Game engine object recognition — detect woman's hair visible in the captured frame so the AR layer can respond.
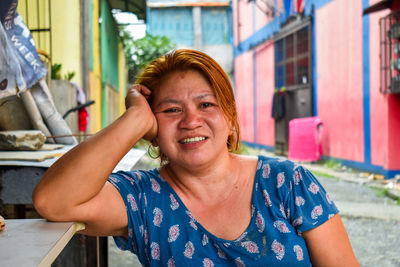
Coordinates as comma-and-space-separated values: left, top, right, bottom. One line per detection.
135, 49, 241, 162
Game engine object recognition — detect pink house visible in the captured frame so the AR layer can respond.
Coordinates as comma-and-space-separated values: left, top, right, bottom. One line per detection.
233, 0, 400, 179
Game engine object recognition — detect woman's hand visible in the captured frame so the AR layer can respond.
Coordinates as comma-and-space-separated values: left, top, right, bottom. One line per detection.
125, 84, 158, 141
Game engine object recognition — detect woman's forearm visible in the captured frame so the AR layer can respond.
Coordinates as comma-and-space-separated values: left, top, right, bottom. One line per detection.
32, 107, 153, 220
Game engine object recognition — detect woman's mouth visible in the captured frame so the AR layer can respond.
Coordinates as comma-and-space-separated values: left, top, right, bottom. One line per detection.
179, 136, 207, 144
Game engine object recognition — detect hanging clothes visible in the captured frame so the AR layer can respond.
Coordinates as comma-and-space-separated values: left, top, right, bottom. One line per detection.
272, 90, 286, 121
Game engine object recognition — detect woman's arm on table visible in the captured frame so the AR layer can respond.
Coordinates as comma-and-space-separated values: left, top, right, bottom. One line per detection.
302, 213, 359, 266
33, 86, 157, 236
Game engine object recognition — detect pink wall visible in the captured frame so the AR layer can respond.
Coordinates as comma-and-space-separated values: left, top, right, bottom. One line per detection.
255, 2, 275, 33
316, 0, 364, 162
233, 0, 255, 46
232, 0, 400, 175
235, 51, 255, 142
255, 41, 275, 147
388, 95, 400, 169
369, 9, 389, 168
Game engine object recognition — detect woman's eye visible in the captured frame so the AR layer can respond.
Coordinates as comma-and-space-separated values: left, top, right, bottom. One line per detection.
200, 102, 214, 108
163, 108, 181, 113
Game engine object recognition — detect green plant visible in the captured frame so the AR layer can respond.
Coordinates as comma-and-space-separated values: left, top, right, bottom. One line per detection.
120, 31, 176, 83
322, 159, 342, 169
51, 63, 75, 81
51, 63, 62, 80
63, 71, 75, 81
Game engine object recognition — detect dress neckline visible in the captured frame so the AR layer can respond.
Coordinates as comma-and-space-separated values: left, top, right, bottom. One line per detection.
153, 155, 261, 243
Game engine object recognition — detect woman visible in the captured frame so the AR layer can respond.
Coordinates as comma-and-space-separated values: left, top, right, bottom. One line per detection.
33, 49, 359, 266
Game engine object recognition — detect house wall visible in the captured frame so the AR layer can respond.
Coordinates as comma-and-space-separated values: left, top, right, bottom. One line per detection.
255, 41, 275, 147
89, 0, 103, 133
235, 50, 255, 142
233, 0, 400, 178
99, 0, 123, 127
147, 2, 233, 76
369, 7, 389, 169
18, 0, 82, 86
316, 0, 364, 162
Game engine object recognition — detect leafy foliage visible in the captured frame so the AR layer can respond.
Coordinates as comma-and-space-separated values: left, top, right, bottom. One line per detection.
120, 30, 176, 84
51, 63, 75, 81
51, 63, 62, 80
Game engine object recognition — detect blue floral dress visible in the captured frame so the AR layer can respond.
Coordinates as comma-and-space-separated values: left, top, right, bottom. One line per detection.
108, 155, 338, 266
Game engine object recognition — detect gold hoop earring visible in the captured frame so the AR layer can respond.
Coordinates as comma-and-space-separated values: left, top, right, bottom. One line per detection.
147, 144, 160, 159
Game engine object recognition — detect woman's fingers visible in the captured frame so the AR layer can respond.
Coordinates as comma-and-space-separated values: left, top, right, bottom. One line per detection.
128, 84, 151, 98
125, 84, 152, 110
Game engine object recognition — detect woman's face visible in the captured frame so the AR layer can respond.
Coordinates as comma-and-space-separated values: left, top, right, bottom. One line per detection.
151, 70, 231, 168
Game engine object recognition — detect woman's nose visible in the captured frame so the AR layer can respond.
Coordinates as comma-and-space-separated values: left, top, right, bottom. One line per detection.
178, 107, 203, 129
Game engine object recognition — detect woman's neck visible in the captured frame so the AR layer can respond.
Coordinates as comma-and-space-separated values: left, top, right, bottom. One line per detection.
162, 153, 248, 205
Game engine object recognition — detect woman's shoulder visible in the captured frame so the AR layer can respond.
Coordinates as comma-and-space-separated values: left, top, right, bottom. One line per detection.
256, 155, 300, 174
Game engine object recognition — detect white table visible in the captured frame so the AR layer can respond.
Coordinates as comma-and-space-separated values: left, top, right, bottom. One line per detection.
0, 219, 85, 267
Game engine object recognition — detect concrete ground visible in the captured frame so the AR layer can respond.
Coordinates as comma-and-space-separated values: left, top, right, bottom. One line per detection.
108, 147, 400, 267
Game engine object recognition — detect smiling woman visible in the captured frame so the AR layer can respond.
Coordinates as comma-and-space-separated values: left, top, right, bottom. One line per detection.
33, 49, 359, 267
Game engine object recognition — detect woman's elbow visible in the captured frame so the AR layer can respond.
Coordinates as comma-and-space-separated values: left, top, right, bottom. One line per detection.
32, 187, 61, 221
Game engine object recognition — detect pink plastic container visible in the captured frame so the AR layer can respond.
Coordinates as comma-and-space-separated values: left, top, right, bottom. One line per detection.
288, 117, 323, 162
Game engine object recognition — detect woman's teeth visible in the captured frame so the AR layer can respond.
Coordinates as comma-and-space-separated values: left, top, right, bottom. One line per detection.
180, 137, 206, 144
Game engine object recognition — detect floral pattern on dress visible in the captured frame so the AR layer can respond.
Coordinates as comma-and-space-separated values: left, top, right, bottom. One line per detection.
308, 182, 320, 194
295, 196, 306, 206
184, 241, 195, 259
167, 257, 175, 267
256, 211, 265, 233
170, 193, 179, 210
311, 205, 323, 219
202, 234, 209, 246
150, 242, 160, 260
271, 240, 285, 260
203, 258, 214, 267
293, 169, 302, 185
293, 217, 303, 228
214, 244, 227, 259
168, 224, 180, 243
153, 207, 163, 227
293, 245, 304, 261
280, 203, 287, 219
241, 241, 259, 253
262, 164, 271, 178
263, 189, 272, 207
277, 172, 285, 188
150, 178, 161, 193
127, 194, 138, 211
326, 193, 333, 204
274, 220, 291, 233
235, 257, 246, 267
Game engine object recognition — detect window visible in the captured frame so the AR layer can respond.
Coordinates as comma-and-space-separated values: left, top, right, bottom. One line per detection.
201, 7, 229, 45
380, 11, 400, 94
274, 25, 310, 90
150, 8, 194, 46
